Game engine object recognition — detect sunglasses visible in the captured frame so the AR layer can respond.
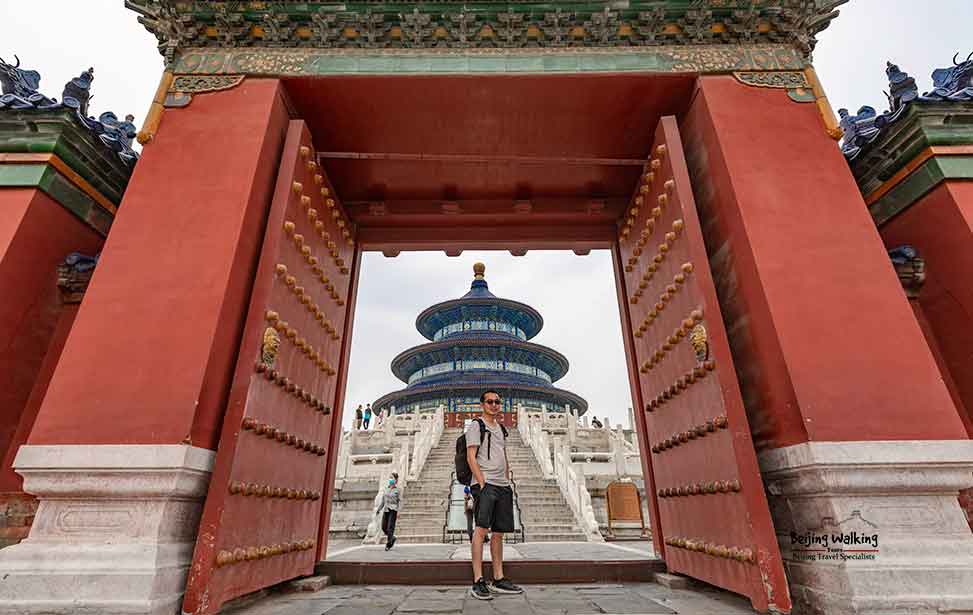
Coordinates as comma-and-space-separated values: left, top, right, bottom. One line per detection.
483, 399, 502, 405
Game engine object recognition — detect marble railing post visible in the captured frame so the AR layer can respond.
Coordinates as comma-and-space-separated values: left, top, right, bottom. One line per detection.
334, 430, 350, 484
567, 406, 577, 444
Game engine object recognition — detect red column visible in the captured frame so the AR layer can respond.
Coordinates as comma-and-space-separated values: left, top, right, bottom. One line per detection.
879, 181, 973, 435
880, 181, 973, 530
0, 189, 101, 546
678, 75, 973, 614
27, 79, 291, 450
679, 76, 967, 449
0, 79, 294, 614
0, 190, 102, 486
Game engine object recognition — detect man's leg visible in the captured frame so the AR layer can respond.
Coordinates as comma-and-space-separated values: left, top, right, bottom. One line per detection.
471, 526, 489, 581
488, 487, 523, 593
490, 532, 504, 580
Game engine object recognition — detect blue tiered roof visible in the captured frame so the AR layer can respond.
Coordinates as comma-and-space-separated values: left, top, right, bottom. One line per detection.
373, 263, 588, 415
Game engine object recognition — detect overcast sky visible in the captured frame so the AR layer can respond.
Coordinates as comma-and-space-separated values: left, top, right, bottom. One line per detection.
2, 1, 969, 429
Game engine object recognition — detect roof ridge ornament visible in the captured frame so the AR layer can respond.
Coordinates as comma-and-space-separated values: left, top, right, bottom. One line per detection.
0, 55, 139, 166
840, 52, 973, 160
473, 262, 486, 280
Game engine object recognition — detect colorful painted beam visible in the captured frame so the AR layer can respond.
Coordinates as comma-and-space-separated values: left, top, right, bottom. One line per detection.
127, 0, 846, 65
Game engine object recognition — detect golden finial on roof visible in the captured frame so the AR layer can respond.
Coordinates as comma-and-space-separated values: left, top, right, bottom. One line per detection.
473, 262, 486, 280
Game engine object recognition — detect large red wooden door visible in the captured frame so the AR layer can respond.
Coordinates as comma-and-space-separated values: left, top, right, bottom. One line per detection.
182, 120, 358, 614
615, 116, 790, 612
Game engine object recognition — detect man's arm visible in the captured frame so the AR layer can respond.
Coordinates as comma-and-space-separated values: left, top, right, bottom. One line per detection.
467, 446, 485, 489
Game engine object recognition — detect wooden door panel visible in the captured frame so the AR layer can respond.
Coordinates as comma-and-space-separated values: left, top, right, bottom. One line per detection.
616, 116, 790, 613
182, 121, 358, 614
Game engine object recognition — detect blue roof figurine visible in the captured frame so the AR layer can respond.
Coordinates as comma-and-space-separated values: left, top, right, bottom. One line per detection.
922, 52, 973, 101
0, 55, 138, 166
840, 53, 973, 160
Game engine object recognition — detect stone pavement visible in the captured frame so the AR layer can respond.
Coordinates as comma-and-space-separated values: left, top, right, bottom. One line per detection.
223, 582, 758, 614
326, 540, 656, 562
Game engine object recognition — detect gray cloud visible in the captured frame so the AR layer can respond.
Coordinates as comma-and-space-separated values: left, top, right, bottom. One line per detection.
3, 0, 968, 431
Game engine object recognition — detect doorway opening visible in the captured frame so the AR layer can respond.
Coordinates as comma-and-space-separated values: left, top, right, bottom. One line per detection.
329, 250, 648, 565
182, 72, 790, 614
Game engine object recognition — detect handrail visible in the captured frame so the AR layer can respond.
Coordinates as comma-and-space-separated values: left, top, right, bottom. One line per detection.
552, 436, 603, 542
333, 429, 351, 483
363, 437, 410, 544
409, 404, 445, 480
517, 404, 554, 479
442, 470, 458, 543
508, 469, 526, 543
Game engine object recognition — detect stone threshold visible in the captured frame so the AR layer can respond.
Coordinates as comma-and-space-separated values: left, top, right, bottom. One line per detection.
316, 558, 664, 585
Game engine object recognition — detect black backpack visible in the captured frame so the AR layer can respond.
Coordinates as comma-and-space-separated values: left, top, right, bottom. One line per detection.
455, 418, 508, 485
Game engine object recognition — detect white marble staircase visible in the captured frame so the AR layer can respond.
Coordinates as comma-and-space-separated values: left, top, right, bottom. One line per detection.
390, 426, 586, 544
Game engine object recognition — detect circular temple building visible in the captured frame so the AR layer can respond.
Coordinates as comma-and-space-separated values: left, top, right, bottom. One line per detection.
373, 263, 588, 426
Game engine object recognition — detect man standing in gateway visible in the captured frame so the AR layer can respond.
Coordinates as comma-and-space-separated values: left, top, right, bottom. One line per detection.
465, 390, 524, 600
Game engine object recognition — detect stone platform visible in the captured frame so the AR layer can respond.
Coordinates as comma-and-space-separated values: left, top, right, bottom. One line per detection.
318, 540, 661, 586
326, 540, 654, 562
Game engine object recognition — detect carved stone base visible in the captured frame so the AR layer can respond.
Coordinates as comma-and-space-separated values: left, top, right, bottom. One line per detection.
0, 445, 214, 615
759, 440, 973, 615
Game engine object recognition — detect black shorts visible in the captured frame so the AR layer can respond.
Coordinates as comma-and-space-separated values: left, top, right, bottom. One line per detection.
470, 483, 514, 533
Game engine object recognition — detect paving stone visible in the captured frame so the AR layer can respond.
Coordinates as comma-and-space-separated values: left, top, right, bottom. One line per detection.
527, 599, 599, 615
325, 607, 396, 615
397, 601, 464, 613
284, 575, 332, 593
221, 582, 758, 614
589, 594, 676, 614
405, 589, 468, 601
473, 594, 532, 614
651, 572, 694, 590
575, 584, 626, 593
328, 544, 457, 561
512, 542, 656, 562
224, 598, 340, 615
397, 587, 468, 612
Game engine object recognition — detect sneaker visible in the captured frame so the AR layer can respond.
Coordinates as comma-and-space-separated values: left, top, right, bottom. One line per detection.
491, 578, 523, 594
385, 537, 396, 550
470, 578, 492, 600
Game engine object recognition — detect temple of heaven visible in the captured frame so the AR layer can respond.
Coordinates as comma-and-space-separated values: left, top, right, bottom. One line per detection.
373, 263, 588, 427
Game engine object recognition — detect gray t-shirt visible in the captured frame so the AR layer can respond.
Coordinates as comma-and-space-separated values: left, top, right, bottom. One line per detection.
465, 419, 509, 487
379, 486, 400, 512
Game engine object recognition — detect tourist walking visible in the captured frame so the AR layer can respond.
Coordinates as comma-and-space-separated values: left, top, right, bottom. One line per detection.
363, 404, 372, 430
376, 472, 400, 550
462, 390, 523, 599
354, 405, 363, 430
